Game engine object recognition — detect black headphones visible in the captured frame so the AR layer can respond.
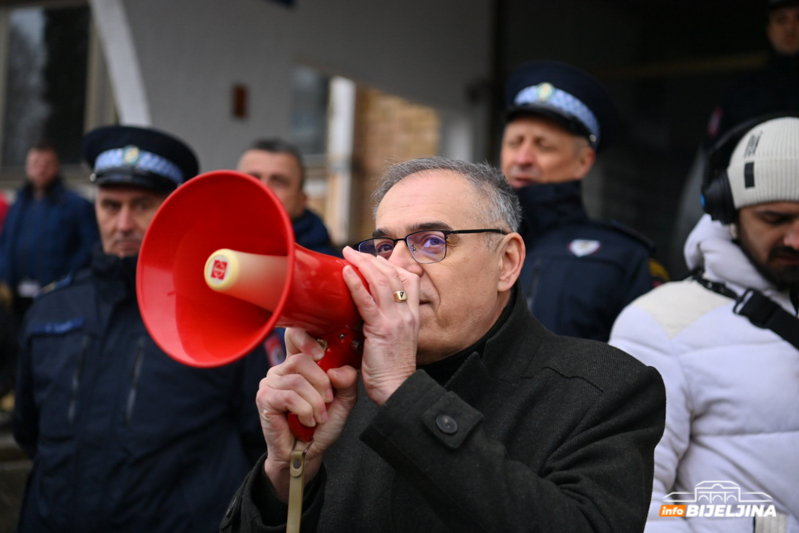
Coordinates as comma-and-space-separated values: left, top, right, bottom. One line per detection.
702, 112, 799, 224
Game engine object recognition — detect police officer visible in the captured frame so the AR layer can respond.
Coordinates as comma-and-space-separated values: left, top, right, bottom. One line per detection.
14, 126, 268, 533
501, 60, 664, 341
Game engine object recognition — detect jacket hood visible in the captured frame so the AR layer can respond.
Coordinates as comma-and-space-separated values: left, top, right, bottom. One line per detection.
684, 214, 793, 311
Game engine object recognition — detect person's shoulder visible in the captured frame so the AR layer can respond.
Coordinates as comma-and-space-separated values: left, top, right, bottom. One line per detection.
587, 219, 654, 252
532, 330, 659, 392
61, 186, 92, 207
35, 269, 92, 301
24, 270, 94, 331
620, 277, 731, 332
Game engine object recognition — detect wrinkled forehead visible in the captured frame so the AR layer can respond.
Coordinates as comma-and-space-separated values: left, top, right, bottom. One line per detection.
375, 170, 487, 234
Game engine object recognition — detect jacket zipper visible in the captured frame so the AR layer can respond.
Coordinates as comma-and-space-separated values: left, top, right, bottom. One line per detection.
125, 337, 146, 426
68, 335, 90, 425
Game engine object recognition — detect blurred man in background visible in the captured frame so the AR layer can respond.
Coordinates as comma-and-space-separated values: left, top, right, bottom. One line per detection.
238, 138, 339, 365
14, 126, 268, 533
238, 138, 337, 256
674, 0, 799, 267
0, 141, 98, 319
500, 60, 664, 342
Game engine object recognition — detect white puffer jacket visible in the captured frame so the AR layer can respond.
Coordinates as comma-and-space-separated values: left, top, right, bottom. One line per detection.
610, 215, 799, 533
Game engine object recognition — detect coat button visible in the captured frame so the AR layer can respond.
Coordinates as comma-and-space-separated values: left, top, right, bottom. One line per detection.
436, 414, 458, 434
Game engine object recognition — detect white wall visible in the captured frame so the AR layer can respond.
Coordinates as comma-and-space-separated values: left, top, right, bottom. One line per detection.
92, 0, 494, 172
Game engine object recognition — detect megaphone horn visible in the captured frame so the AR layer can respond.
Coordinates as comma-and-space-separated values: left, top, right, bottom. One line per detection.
137, 170, 365, 441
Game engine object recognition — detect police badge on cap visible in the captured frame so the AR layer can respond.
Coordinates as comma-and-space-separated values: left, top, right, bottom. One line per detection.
82, 125, 199, 193
505, 60, 618, 151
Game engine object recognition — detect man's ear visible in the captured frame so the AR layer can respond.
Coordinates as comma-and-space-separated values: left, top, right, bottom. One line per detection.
571, 145, 596, 181
497, 233, 525, 292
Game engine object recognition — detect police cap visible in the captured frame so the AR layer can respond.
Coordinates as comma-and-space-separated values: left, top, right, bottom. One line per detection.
505, 60, 618, 151
82, 125, 199, 193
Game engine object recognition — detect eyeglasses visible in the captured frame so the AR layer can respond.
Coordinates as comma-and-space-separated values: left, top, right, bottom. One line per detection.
356, 229, 507, 264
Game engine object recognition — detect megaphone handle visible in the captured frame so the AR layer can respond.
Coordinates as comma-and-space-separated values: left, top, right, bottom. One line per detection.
287, 328, 365, 442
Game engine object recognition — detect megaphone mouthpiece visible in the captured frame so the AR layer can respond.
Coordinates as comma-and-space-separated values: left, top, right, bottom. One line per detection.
205, 248, 287, 312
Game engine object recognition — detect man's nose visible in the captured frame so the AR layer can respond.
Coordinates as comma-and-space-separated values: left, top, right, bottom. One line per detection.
784, 221, 799, 249
116, 206, 136, 232
514, 143, 536, 166
388, 240, 424, 274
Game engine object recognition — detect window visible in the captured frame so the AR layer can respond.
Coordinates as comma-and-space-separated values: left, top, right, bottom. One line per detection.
0, 2, 114, 187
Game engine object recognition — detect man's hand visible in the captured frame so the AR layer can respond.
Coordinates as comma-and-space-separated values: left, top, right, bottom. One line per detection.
342, 246, 420, 406
258, 329, 358, 502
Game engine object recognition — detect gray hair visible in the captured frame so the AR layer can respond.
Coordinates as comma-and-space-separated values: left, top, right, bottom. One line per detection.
372, 157, 521, 231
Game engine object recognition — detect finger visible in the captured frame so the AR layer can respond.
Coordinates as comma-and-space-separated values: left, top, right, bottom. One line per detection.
310, 366, 359, 452
285, 327, 326, 361
343, 263, 380, 318
342, 247, 404, 309
264, 373, 329, 427
373, 256, 420, 308
328, 366, 359, 403
269, 353, 334, 405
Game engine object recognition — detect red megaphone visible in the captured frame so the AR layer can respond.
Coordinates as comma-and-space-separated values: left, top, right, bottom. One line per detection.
137, 170, 364, 441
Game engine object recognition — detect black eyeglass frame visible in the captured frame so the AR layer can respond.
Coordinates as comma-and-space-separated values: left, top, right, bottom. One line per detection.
356, 228, 508, 264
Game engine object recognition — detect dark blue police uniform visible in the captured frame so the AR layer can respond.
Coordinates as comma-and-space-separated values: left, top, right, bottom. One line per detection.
516, 181, 655, 341
13, 126, 268, 533
505, 61, 661, 341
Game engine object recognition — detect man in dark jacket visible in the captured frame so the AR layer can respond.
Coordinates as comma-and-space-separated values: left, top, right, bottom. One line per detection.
237, 138, 337, 256
0, 141, 99, 319
221, 157, 666, 533
14, 126, 269, 533
501, 61, 663, 342
238, 138, 339, 366
707, 0, 799, 143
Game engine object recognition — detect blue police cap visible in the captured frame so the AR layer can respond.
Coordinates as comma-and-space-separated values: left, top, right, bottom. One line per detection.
505, 60, 618, 151
82, 125, 199, 193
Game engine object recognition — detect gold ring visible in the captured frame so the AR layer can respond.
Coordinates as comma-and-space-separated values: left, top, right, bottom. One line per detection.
393, 290, 408, 302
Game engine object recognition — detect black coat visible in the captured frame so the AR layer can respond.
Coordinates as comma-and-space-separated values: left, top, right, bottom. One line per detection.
14, 248, 269, 533
708, 51, 799, 143
220, 286, 666, 533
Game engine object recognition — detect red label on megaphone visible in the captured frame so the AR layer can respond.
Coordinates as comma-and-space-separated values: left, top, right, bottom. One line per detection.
211, 260, 228, 280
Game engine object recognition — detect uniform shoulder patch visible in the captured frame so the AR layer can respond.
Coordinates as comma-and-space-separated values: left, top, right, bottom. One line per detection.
649, 258, 670, 286
38, 273, 74, 296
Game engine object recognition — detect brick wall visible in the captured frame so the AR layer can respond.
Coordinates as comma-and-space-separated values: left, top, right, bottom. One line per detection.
350, 87, 440, 244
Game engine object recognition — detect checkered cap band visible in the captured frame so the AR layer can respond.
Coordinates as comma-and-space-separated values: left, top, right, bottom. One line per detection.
95, 148, 184, 184
514, 83, 601, 145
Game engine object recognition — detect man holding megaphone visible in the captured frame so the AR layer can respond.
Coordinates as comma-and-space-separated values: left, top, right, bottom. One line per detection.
221, 158, 667, 533
13, 126, 269, 533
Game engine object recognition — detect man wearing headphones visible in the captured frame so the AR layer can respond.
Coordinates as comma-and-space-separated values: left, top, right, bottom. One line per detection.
609, 115, 799, 532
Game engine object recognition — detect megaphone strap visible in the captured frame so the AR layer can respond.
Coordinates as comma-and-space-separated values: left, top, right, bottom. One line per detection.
287, 438, 313, 533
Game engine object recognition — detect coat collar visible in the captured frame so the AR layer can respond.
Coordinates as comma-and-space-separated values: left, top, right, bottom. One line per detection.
515, 181, 588, 241
19, 177, 65, 202
441, 283, 547, 400
91, 244, 138, 300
